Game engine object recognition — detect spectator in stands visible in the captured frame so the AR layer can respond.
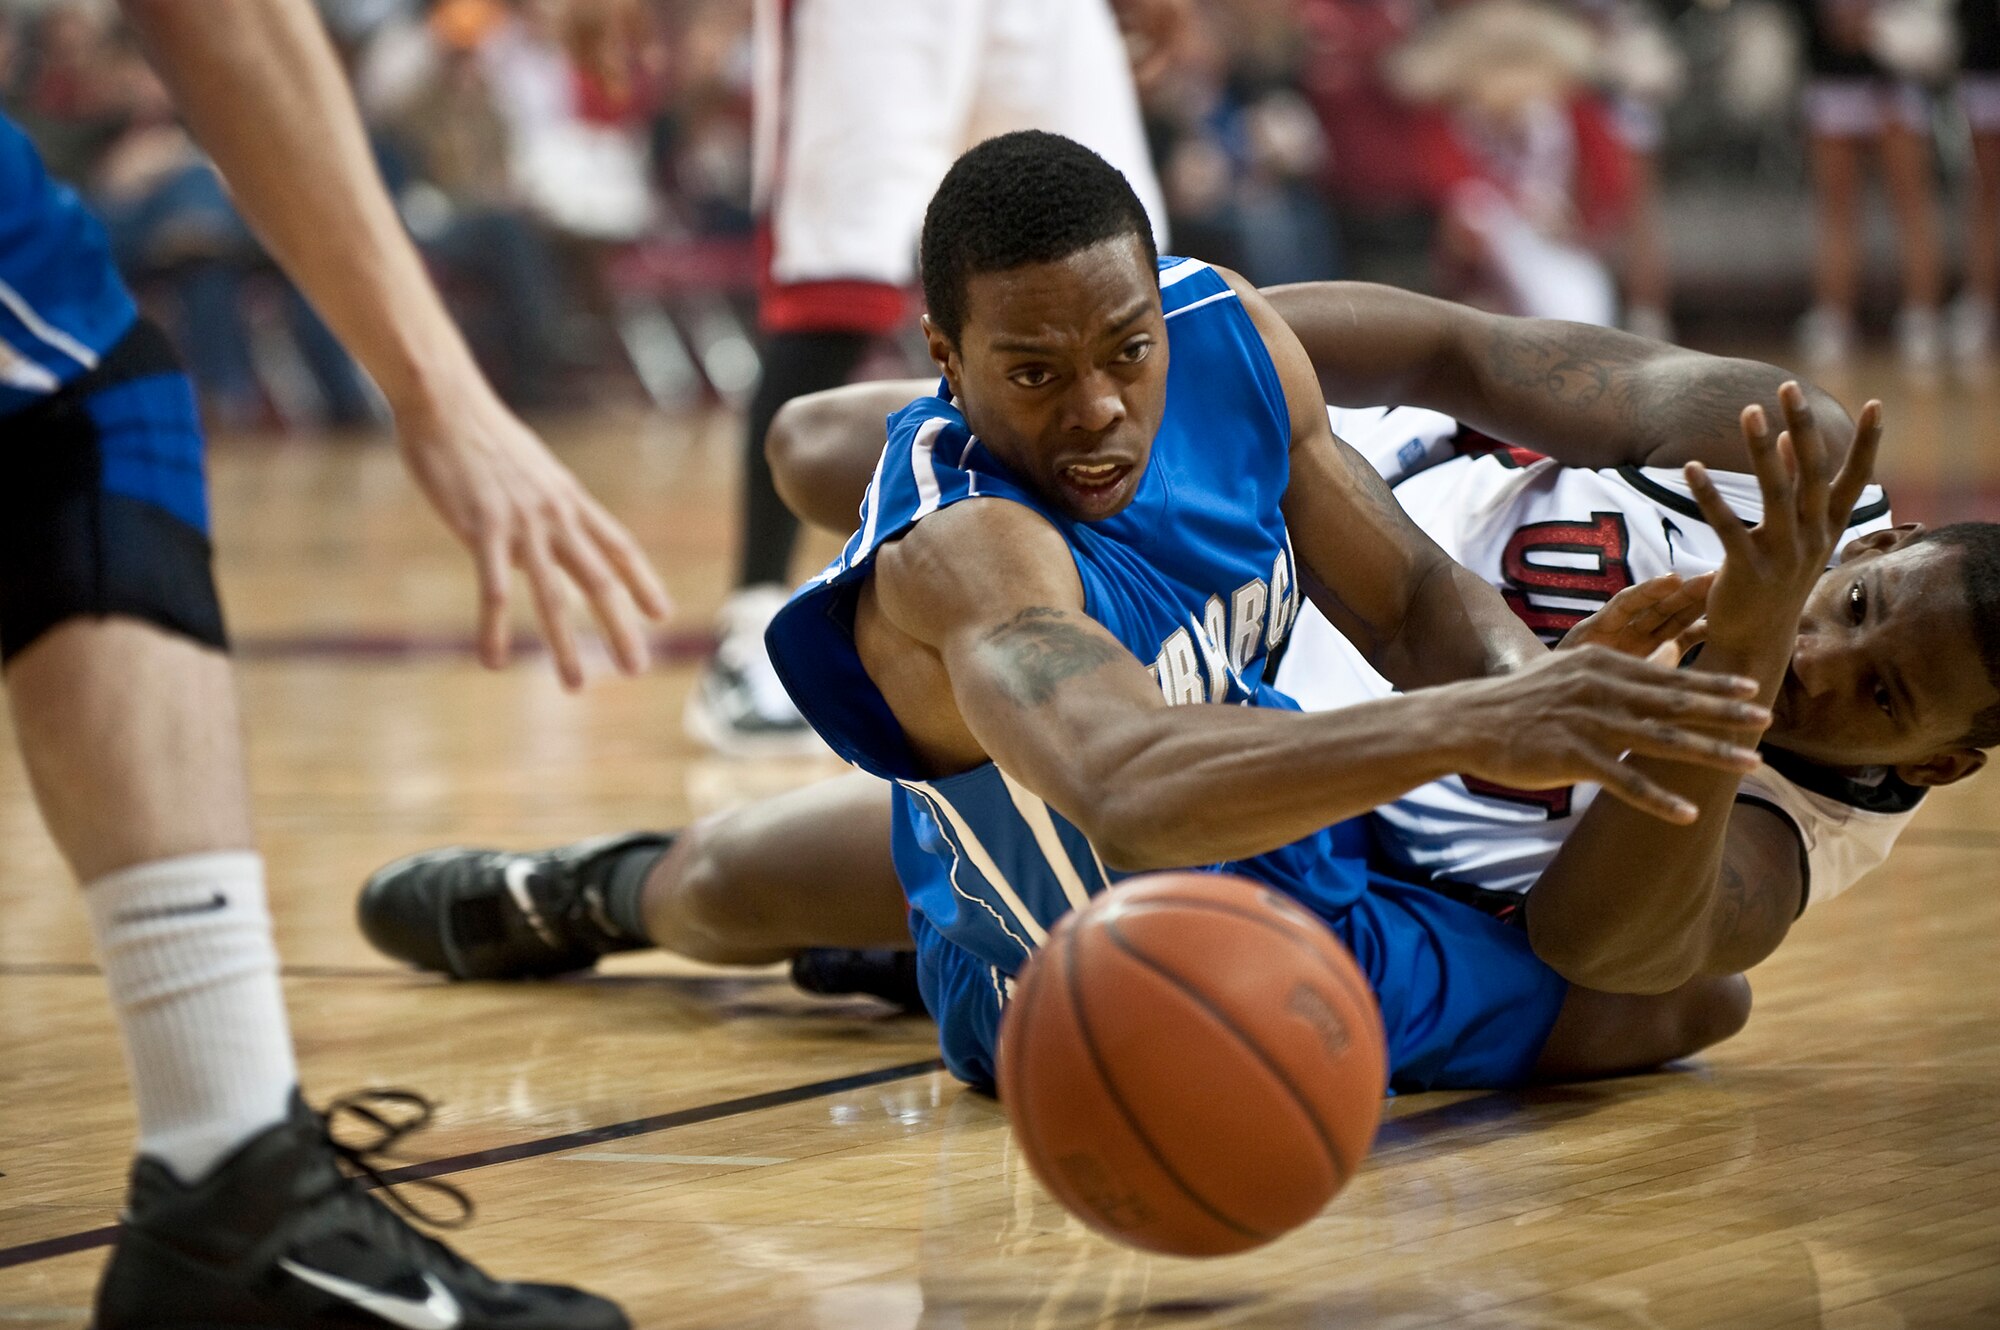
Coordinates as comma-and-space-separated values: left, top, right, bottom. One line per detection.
22, 7, 370, 427
1586, 0, 1687, 342
1393, 0, 1633, 326
371, 0, 572, 407
1790, 0, 1950, 369
1151, 2, 1341, 286
1955, 0, 2000, 365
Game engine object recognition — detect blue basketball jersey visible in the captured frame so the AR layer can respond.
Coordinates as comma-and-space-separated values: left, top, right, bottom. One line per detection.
767, 257, 1371, 986
0, 114, 139, 415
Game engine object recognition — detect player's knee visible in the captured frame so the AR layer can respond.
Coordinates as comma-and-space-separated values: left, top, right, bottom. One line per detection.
654, 814, 768, 962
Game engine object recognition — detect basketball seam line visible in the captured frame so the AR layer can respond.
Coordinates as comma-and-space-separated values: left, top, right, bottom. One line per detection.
1102, 920, 1352, 1194
1111, 895, 1384, 1040
1062, 924, 1271, 1243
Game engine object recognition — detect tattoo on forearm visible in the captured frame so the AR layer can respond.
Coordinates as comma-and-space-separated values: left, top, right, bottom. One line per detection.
1486, 323, 1623, 410
1485, 324, 1791, 454
984, 607, 1124, 707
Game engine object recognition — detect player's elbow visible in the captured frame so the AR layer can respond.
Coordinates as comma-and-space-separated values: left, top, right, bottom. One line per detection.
1077, 786, 1193, 875
767, 398, 861, 534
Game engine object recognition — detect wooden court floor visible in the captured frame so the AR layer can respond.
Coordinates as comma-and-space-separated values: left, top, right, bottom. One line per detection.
1, 357, 1997, 1327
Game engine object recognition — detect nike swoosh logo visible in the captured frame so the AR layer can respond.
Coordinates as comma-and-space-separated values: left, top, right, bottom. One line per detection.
502, 858, 560, 949
111, 892, 228, 925
278, 1260, 462, 1329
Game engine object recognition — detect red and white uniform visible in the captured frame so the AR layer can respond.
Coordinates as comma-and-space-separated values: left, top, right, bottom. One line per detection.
750, 0, 1168, 336
1277, 405, 1912, 912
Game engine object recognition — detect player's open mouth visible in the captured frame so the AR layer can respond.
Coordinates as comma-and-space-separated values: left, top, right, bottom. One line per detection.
1057, 461, 1133, 514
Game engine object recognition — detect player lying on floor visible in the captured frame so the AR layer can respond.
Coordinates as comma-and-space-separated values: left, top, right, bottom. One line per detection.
363, 134, 1949, 1092
363, 272, 1987, 1069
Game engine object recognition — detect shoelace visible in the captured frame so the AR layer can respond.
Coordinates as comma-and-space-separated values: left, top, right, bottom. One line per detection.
321, 1090, 475, 1230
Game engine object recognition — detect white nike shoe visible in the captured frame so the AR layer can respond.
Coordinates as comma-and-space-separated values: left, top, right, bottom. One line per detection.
684, 583, 826, 757
92, 1090, 627, 1329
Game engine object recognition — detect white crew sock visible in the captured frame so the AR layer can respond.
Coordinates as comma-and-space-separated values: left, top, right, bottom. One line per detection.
84, 851, 299, 1183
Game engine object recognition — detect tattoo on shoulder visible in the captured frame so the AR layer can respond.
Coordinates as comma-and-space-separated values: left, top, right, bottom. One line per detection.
983, 607, 1124, 707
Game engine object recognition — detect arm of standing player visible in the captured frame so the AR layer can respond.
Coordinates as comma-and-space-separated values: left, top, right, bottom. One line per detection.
1227, 272, 1543, 688
1526, 388, 1884, 992
1264, 281, 1856, 473
865, 500, 1770, 871
117, 0, 671, 690
767, 380, 934, 533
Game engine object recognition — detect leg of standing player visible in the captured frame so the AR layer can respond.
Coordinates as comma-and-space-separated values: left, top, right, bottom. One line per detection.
691, 0, 1168, 754
1, 324, 623, 1326
689, 0, 980, 754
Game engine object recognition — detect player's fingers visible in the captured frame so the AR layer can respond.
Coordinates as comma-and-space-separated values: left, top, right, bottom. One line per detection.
551, 520, 650, 677
1646, 573, 1713, 640
1684, 463, 1759, 561
1587, 647, 1759, 695
1613, 719, 1765, 772
520, 524, 584, 691
1586, 755, 1702, 825
1780, 382, 1828, 518
1739, 404, 1790, 522
578, 493, 673, 621
476, 528, 511, 671
1827, 399, 1884, 527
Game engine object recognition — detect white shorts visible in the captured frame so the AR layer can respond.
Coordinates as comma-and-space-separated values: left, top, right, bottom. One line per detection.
752, 0, 1168, 333
1803, 78, 1930, 139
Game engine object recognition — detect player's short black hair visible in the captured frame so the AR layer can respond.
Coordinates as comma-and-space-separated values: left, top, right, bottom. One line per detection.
1912, 522, 2000, 747
919, 130, 1157, 343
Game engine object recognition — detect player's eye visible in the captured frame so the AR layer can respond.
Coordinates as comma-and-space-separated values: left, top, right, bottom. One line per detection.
1873, 679, 1894, 720
1010, 367, 1054, 389
1116, 338, 1153, 365
1847, 579, 1866, 625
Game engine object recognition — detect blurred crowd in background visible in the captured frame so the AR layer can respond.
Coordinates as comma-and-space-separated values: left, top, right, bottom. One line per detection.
8, 0, 2000, 429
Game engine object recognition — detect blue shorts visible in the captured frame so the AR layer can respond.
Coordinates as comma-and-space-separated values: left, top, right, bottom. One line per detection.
914, 869, 1569, 1096
0, 318, 223, 662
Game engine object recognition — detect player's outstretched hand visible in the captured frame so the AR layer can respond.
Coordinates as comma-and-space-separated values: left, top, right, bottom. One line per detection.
397, 383, 672, 691
1558, 571, 1714, 661
1443, 645, 1770, 824
1685, 385, 1884, 651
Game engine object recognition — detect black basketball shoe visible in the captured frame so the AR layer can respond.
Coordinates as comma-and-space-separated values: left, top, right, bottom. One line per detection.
358, 834, 670, 980
790, 949, 927, 1015
93, 1090, 627, 1329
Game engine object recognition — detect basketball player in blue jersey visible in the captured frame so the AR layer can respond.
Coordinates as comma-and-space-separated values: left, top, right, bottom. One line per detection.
364, 161, 2000, 1084
1, 1, 661, 1324
367, 131, 1801, 1096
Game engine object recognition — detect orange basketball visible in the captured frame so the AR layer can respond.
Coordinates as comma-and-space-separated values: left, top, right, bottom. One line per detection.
997, 871, 1387, 1257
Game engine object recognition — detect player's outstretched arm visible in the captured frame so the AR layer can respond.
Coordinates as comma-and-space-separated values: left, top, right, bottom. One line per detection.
1265, 281, 1854, 474
1527, 389, 1884, 992
118, 0, 670, 689
1230, 273, 1542, 689
864, 501, 1770, 871
767, 380, 934, 534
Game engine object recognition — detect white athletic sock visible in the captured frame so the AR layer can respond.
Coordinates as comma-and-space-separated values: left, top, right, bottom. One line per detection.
84, 851, 299, 1183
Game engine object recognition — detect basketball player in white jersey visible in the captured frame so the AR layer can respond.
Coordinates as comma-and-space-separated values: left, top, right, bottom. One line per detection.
692, 0, 1184, 754
362, 282, 1989, 1069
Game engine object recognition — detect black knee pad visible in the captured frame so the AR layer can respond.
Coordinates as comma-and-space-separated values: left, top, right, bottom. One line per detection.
0, 319, 228, 664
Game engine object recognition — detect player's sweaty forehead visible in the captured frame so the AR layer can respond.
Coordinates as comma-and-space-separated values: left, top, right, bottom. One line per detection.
958, 236, 1162, 357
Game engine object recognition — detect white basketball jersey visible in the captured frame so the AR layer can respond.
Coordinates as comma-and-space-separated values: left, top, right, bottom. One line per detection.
1276, 405, 1913, 913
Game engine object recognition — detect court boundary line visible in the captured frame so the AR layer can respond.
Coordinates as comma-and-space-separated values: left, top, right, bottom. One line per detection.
0, 1057, 944, 1271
